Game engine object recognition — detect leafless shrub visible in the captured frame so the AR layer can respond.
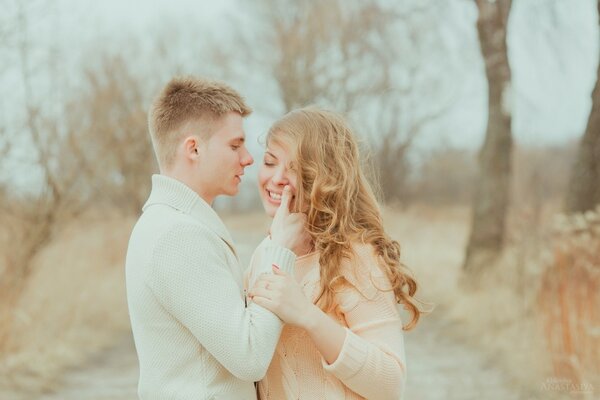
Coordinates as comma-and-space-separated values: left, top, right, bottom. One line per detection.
215, 0, 460, 204
64, 53, 157, 214
1, 18, 155, 353
412, 146, 477, 205
512, 142, 576, 211
538, 207, 600, 391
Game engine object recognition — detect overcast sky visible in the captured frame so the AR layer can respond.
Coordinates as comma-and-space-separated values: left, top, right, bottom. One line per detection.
1, 0, 598, 192
4, 0, 598, 143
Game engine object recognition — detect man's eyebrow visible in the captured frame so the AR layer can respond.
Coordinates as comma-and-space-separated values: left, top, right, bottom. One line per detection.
230, 136, 245, 143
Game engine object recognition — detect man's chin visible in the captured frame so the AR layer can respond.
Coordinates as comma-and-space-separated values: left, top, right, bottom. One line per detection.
220, 185, 240, 197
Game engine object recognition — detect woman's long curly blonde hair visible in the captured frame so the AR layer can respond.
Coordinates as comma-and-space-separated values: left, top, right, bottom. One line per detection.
267, 106, 424, 330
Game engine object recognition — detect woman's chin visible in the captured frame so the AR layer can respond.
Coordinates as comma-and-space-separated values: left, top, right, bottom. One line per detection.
261, 201, 277, 219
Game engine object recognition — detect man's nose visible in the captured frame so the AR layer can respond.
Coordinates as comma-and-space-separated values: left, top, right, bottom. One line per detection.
241, 149, 253, 166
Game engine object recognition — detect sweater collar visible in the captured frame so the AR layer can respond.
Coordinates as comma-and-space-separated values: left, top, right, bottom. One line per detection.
143, 174, 236, 256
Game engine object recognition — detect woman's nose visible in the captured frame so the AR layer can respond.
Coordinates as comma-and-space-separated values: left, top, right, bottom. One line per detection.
272, 168, 289, 185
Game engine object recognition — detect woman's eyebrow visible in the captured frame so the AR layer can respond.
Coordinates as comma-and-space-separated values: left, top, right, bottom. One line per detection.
265, 150, 278, 159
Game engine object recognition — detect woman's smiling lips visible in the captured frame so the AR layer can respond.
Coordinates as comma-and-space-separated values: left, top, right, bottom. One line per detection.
266, 189, 282, 204
265, 188, 295, 205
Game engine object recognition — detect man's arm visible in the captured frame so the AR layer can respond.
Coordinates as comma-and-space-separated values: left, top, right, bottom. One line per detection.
150, 223, 295, 381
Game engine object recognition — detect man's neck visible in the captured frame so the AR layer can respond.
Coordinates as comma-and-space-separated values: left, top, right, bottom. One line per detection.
161, 169, 215, 205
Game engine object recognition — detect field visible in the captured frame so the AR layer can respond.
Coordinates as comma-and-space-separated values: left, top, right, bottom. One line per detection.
0, 205, 596, 399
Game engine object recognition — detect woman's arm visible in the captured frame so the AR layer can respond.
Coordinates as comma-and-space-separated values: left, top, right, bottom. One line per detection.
250, 265, 347, 363
322, 287, 406, 400
250, 262, 406, 400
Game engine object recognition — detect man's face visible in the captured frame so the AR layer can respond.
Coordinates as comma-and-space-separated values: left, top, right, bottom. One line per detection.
197, 112, 254, 201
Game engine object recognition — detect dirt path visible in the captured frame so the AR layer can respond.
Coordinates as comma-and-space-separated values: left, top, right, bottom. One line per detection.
38, 334, 138, 400
39, 231, 524, 400
402, 317, 522, 399
38, 317, 523, 400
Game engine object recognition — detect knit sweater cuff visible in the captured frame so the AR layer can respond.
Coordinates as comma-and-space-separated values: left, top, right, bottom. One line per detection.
261, 245, 296, 275
322, 329, 368, 380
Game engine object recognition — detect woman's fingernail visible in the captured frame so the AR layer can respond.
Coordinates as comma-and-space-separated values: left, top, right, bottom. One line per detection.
272, 263, 280, 270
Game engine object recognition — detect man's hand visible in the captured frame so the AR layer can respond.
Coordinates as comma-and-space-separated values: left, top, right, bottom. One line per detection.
269, 185, 311, 256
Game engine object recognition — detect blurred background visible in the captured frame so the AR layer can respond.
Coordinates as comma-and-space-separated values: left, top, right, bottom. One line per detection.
0, 0, 599, 399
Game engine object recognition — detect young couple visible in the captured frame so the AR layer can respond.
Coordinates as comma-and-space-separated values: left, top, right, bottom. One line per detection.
125, 76, 422, 399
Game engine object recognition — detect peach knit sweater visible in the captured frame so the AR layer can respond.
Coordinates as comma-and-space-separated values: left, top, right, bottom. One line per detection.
246, 238, 407, 400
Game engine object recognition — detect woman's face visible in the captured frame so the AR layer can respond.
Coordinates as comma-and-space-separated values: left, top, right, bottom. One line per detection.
258, 141, 298, 218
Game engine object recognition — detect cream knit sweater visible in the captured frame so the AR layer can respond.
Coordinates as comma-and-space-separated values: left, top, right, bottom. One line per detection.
126, 175, 296, 400
246, 239, 407, 400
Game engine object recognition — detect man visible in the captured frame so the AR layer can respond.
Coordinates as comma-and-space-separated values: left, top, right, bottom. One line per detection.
125, 76, 306, 399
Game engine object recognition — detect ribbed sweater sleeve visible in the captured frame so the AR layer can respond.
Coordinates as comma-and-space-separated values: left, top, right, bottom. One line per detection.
150, 223, 295, 382
245, 237, 291, 290
322, 249, 407, 399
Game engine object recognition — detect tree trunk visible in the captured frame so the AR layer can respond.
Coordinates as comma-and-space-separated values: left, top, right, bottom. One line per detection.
463, 0, 513, 278
565, 0, 600, 214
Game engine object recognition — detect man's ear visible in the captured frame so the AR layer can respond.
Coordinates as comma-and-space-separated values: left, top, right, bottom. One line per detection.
182, 136, 201, 160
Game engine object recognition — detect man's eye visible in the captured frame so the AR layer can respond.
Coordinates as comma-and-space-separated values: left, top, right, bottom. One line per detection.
231, 145, 240, 150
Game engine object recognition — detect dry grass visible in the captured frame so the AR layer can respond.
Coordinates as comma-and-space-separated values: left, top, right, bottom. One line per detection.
382, 205, 469, 304
538, 207, 600, 394
0, 203, 597, 398
0, 210, 270, 397
0, 214, 135, 396
384, 203, 594, 397
440, 244, 551, 393
221, 212, 271, 235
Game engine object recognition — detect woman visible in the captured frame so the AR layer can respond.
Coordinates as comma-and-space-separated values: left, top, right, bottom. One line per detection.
246, 106, 423, 400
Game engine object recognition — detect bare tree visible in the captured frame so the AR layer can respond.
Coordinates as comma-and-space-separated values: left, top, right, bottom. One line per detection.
66, 53, 157, 214
0, 3, 159, 354
232, 0, 403, 114
0, 0, 70, 348
0, 9, 157, 352
217, 0, 457, 203
565, 0, 600, 213
463, 0, 514, 279
414, 145, 477, 205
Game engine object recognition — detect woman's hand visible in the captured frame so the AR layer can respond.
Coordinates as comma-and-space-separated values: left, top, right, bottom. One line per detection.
249, 265, 317, 328
251, 265, 347, 365
269, 185, 311, 256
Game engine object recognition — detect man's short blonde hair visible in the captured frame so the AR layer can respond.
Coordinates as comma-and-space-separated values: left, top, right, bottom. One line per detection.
148, 76, 252, 168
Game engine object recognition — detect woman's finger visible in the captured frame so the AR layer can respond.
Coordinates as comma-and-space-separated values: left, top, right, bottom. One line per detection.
255, 274, 283, 287
248, 286, 272, 300
251, 295, 277, 312
272, 265, 287, 276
